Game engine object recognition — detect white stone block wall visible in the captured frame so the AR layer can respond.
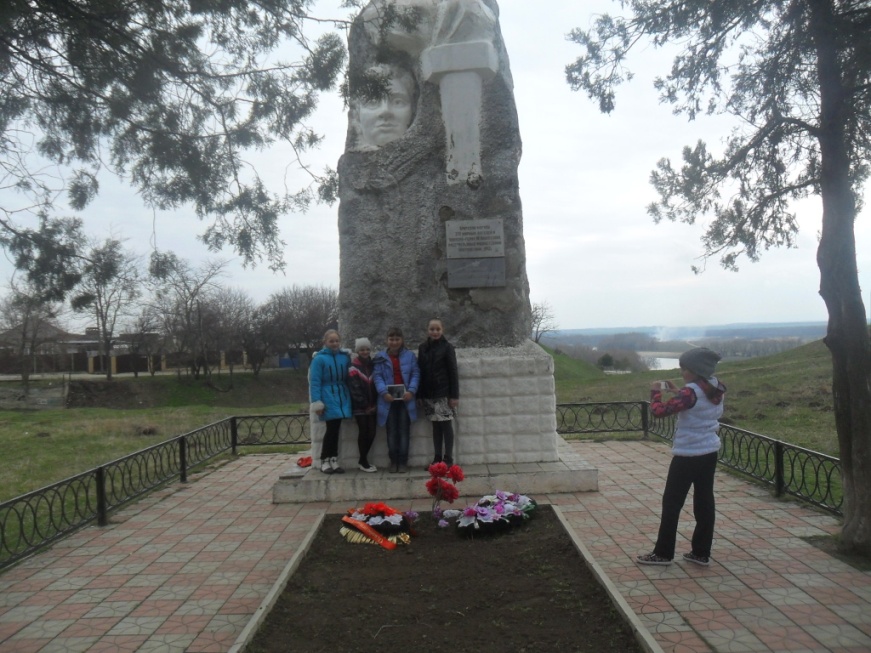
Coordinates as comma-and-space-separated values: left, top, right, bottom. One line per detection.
310, 340, 559, 469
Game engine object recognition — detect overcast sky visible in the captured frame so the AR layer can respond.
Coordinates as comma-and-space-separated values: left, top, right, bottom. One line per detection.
5, 1, 868, 331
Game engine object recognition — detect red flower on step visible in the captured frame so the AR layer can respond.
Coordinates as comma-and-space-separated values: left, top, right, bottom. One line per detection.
447, 464, 464, 482
426, 462, 464, 515
440, 481, 459, 503
428, 461, 449, 477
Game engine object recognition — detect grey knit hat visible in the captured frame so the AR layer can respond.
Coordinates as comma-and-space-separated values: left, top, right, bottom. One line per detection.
679, 347, 721, 379
354, 337, 372, 352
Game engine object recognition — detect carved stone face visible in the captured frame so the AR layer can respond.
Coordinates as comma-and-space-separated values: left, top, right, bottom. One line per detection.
358, 76, 414, 147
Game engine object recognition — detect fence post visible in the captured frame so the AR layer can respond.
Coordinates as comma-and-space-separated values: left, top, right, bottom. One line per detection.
641, 402, 650, 440
179, 436, 188, 483
774, 440, 784, 497
95, 466, 108, 527
231, 417, 238, 455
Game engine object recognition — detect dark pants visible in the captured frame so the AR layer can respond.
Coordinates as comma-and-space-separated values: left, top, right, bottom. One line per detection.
431, 420, 455, 465
386, 401, 410, 465
319, 419, 341, 461
355, 414, 377, 465
653, 452, 718, 559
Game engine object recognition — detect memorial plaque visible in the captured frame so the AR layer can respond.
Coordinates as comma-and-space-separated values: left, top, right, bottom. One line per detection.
447, 258, 506, 288
446, 219, 505, 259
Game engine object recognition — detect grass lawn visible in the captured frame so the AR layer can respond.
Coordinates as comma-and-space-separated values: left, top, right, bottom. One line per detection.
0, 370, 309, 502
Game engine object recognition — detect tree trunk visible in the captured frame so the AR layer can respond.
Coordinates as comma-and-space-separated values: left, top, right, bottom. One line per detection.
99, 312, 113, 381
19, 354, 30, 393
811, 0, 871, 556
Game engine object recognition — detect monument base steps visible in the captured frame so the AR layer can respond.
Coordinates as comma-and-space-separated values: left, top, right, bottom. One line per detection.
272, 438, 597, 503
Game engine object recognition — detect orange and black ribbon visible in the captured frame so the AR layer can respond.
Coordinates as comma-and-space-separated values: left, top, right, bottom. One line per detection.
341, 516, 397, 550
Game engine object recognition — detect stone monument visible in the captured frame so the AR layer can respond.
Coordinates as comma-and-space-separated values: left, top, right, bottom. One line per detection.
274, 0, 597, 502
338, 0, 530, 346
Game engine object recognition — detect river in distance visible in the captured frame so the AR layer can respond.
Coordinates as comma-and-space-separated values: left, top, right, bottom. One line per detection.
645, 356, 681, 371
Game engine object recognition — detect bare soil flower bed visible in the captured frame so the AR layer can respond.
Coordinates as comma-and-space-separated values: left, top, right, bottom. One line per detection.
246, 505, 643, 653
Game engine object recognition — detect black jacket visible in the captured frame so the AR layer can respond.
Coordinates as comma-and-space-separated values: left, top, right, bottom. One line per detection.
417, 337, 459, 400
348, 355, 377, 414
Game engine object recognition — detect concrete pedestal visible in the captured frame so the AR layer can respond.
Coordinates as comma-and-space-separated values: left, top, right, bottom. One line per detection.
273, 341, 596, 503
311, 340, 560, 468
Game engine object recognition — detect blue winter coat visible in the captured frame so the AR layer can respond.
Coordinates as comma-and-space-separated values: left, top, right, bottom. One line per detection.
373, 348, 420, 426
309, 347, 353, 421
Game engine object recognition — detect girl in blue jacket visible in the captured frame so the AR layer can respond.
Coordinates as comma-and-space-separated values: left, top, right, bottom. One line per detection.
373, 327, 420, 473
309, 329, 353, 474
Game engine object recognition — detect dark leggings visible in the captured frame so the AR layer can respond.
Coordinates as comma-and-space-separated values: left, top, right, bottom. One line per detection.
653, 452, 718, 559
355, 414, 377, 465
432, 420, 455, 464
319, 419, 341, 460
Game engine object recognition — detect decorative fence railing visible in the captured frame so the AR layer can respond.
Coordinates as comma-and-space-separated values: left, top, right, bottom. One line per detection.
0, 415, 309, 571
1, 404, 842, 571
558, 402, 843, 516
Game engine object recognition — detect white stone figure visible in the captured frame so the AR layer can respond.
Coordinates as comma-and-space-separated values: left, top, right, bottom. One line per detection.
359, 0, 439, 56
422, 0, 498, 186
358, 0, 499, 184
429, 0, 497, 46
353, 64, 417, 150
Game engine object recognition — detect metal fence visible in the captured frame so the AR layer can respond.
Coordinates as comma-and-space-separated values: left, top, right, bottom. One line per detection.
556, 401, 646, 434
0, 415, 308, 571
559, 402, 843, 515
0, 404, 843, 571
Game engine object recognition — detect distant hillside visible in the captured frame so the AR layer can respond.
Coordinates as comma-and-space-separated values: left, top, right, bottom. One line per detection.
549, 338, 837, 456
547, 321, 827, 344
539, 345, 604, 385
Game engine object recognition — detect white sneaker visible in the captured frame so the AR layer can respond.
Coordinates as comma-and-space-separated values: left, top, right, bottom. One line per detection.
358, 462, 377, 473
320, 459, 333, 474
329, 457, 345, 474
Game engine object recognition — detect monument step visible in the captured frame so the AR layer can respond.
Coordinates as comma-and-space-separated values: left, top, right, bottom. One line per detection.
272, 440, 598, 504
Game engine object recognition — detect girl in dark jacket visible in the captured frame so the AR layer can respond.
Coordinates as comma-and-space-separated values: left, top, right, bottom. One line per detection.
417, 318, 460, 467
347, 337, 378, 473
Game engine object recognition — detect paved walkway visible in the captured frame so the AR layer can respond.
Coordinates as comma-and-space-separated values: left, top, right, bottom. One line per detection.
0, 440, 869, 653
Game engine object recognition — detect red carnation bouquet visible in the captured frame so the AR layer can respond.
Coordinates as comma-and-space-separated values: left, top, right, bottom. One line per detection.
426, 461, 464, 519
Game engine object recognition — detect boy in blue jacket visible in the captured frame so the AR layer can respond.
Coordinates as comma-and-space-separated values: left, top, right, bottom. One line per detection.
373, 327, 420, 473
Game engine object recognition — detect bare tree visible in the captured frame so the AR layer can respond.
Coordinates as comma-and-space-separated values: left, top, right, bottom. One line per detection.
122, 308, 163, 378
204, 287, 255, 382
0, 281, 65, 389
266, 285, 339, 352
240, 302, 280, 377
531, 301, 558, 344
71, 239, 141, 380
147, 252, 227, 379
